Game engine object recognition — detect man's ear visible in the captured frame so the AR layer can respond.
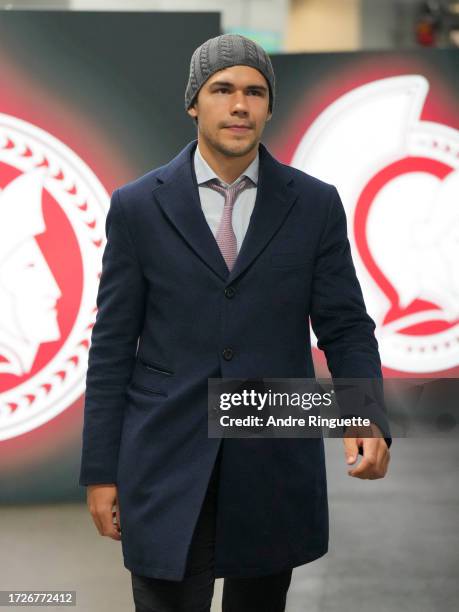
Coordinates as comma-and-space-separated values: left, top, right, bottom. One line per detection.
187, 103, 198, 120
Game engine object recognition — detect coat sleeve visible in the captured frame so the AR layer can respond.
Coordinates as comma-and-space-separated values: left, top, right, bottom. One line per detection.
79, 188, 146, 485
309, 185, 392, 451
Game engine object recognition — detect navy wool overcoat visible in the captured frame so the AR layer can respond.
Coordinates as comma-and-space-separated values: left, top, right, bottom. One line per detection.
79, 139, 391, 580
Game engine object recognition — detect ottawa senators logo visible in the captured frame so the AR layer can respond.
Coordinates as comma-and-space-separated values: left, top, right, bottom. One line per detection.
0, 113, 109, 440
292, 76, 459, 373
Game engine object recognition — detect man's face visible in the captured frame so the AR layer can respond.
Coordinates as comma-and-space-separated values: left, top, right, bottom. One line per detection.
187, 65, 272, 158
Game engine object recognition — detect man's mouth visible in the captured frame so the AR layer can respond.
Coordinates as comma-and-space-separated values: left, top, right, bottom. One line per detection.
224, 125, 252, 133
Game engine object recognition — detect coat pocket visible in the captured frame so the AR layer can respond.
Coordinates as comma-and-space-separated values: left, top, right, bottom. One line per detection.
129, 359, 173, 396
138, 359, 173, 376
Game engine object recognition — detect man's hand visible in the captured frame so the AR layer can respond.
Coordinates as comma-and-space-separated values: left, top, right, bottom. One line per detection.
87, 484, 122, 541
343, 423, 390, 479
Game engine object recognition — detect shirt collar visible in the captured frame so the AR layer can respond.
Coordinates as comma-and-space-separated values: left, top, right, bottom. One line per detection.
194, 142, 259, 188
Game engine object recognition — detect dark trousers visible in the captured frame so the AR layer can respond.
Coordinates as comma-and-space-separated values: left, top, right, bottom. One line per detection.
131, 445, 292, 611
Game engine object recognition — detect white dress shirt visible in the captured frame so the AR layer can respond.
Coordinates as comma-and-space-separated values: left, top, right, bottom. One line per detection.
193, 143, 259, 253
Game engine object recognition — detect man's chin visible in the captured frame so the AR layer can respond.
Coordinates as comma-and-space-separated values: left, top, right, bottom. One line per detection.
216, 136, 258, 157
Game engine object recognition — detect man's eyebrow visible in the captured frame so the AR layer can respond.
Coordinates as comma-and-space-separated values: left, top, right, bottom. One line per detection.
209, 80, 268, 92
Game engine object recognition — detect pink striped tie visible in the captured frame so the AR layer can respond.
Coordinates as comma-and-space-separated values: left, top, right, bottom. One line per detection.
206, 176, 252, 271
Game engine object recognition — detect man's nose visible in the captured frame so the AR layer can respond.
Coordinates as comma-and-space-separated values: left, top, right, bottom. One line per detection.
231, 91, 249, 113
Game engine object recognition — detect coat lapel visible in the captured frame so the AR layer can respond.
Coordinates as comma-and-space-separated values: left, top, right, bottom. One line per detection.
227, 143, 299, 285
152, 140, 230, 281
152, 139, 299, 284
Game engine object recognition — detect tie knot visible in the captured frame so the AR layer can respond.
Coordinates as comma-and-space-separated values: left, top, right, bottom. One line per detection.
206, 175, 252, 198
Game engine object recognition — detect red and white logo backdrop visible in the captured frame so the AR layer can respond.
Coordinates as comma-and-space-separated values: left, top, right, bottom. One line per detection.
0, 113, 109, 441
290, 75, 459, 377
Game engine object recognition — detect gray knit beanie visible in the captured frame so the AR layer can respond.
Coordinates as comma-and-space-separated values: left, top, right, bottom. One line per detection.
185, 34, 275, 114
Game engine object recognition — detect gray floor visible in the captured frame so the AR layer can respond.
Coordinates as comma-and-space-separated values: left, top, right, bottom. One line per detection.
1, 438, 458, 611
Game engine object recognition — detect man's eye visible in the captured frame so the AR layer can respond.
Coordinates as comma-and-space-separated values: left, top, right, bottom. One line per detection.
216, 88, 229, 93
248, 90, 261, 96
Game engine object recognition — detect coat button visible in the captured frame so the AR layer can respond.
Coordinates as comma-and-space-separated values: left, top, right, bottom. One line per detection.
224, 286, 236, 299
222, 348, 234, 361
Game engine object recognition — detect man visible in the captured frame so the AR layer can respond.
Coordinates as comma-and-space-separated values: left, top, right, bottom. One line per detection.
80, 34, 391, 611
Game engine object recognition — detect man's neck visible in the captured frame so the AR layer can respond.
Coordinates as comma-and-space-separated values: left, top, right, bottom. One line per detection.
197, 137, 258, 184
